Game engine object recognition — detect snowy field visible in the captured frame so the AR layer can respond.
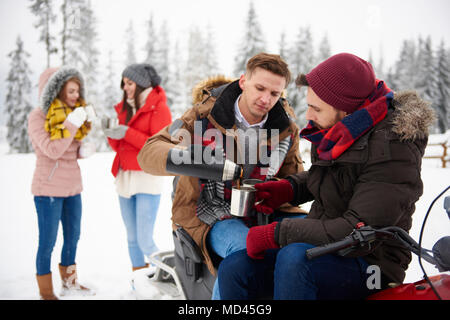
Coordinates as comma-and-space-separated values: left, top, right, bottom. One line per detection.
0, 142, 449, 300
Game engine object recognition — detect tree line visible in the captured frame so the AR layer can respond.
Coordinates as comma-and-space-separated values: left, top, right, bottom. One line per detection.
4, 0, 450, 153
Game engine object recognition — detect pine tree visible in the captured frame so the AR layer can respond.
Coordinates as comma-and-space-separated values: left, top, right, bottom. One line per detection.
29, 0, 57, 68
98, 50, 120, 151
279, 30, 288, 61
103, 50, 120, 116
286, 26, 315, 129
144, 13, 157, 64
155, 21, 175, 107
392, 39, 417, 91
60, 0, 83, 64
368, 50, 374, 67
154, 21, 171, 86
167, 40, 187, 118
317, 33, 331, 63
184, 26, 209, 105
63, 0, 103, 149
233, 1, 266, 76
416, 36, 440, 132
435, 40, 450, 133
204, 25, 219, 77
5, 36, 33, 153
376, 45, 385, 80
125, 21, 137, 66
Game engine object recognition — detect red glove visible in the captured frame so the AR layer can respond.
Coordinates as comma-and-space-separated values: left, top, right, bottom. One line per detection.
254, 179, 294, 215
246, 222, 279, 259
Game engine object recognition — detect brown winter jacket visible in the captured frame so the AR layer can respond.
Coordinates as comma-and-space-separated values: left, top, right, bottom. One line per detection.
278, 91, 435, 284
137, 76, 305, 275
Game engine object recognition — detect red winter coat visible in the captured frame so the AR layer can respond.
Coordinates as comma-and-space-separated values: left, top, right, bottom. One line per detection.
108, 86, 172, 177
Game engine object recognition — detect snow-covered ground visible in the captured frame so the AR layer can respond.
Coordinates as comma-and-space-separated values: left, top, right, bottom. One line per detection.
0, 142, 449, 300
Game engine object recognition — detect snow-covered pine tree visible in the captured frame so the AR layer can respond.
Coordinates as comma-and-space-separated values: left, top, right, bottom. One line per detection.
233, 1, 266, 77
29, 0, 57, 68
63, 0, 104, 148
103, 50, 120, 116
5, 36, 33, 153
416, 36, 440, 132
368, 50, 374, 67
376, 46, 385, 80
435, 40, 450, 133
125, 21, 137, 66
143, 15, 173, 94
184, 26, 209, 106
155, 21, 175, 107
60, 0, 83, 65
286, 26, 315, 129
167, 40, 187, 118
97, 50, 120, 151
204, 25, 219, 77
153, 21, 171, 86
144, 13, 157, 64
317, 33, 331, 63
392, 39, 417, 91
279, 30, 288, 61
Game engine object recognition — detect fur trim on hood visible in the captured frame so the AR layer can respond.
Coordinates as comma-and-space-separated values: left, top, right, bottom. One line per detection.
38, 66, 85, 114
191, 75, 236, 105
391, 91, 435, 141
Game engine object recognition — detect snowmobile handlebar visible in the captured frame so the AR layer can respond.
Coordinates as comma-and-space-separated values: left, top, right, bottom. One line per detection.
306, 225, 449, 272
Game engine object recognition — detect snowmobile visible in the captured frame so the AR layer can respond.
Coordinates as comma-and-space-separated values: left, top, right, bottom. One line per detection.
131, 186, 450, 300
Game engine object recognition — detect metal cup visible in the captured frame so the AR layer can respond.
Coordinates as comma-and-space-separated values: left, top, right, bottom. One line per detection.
230, 186, 256, 217
104, 117, 118, 129
242, 179, 264, 188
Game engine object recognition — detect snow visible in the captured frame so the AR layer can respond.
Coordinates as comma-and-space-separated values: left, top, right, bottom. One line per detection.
0, 142, 449, 300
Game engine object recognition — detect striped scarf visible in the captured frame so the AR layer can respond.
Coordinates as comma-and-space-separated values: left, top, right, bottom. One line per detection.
195, 118, 293, 226
45, 98, 90, 140
300, 80, 393, 161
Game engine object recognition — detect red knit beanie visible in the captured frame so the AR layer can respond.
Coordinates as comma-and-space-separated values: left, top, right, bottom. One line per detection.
305, 53, 376, 114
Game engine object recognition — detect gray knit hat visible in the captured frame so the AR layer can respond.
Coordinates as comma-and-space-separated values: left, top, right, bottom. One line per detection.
121, 63, 161, 89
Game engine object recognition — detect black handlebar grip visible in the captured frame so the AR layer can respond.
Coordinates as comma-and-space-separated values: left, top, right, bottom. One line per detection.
306, 236, 358, 260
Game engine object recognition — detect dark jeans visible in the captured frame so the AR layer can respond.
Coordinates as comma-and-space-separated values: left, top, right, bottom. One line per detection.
218, 243, 374, 300
34, 194, 82, 275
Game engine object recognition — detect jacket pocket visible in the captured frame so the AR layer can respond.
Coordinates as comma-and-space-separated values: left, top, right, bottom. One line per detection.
331, 164, 358, 201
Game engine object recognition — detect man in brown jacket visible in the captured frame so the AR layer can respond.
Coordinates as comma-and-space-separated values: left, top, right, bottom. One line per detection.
137, 53, 305, 299
217, 53, 435, 300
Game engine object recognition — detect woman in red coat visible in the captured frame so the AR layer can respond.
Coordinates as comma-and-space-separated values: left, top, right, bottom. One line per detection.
102, 63, 172, 272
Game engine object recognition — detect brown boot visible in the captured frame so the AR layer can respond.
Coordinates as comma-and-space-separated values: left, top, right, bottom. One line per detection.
58, 264, 94, 296
36, 273, 59, 300
132, 263, 149, 272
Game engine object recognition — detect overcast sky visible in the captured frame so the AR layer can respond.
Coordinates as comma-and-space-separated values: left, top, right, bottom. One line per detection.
0, 0, 449, 123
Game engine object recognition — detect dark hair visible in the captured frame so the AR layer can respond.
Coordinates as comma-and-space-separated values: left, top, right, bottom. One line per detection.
121, 82, 145, 124
246, 53, 291, 87
295, 74, 309, 87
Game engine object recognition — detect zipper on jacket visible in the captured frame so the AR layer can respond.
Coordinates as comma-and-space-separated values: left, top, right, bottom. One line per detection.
48, 161, 59, 181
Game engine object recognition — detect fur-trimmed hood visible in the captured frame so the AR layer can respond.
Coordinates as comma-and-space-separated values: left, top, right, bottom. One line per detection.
38, 66, 85, 114
391, 91, 435, 141
191, 75, 236, 105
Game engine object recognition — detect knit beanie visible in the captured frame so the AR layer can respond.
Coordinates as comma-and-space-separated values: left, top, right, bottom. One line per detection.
121, 63, 161, 89
303, 53, 376, 114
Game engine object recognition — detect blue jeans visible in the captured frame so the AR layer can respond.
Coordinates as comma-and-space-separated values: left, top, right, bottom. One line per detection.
218, 243, 373, 300
119, 194, 161, 268
34, 194, 82, 276
207, 213, 307, 299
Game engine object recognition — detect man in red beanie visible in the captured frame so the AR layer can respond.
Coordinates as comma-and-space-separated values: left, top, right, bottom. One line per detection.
217, 53, 435, 300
